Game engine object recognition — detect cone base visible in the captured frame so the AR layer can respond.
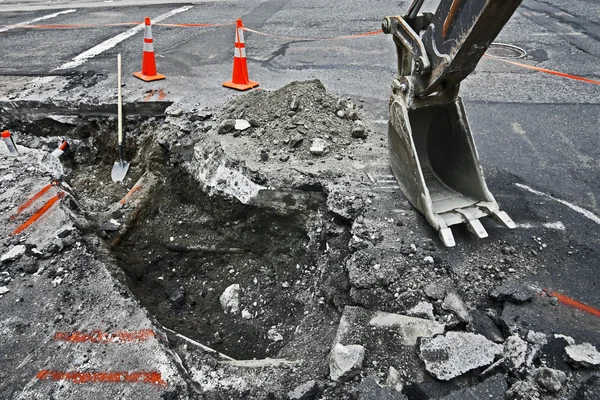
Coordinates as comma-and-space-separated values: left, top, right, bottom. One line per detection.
133, 71, 166, 82
222, 79, 259, 91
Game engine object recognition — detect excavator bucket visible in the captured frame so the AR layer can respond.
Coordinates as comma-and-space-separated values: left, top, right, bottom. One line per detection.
388, 91, 515, 247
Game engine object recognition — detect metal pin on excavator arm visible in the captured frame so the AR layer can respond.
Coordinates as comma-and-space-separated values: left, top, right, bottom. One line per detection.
382, 0, 522, 247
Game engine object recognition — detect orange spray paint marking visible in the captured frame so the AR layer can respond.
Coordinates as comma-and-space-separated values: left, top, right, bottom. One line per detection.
11, 181, 58, 219
144, 90, 156, 101
53, 329, 155, 343
485, 54, 600, 85
12, 191, 64, 235
550, 291, 600, 319
158, 89, 167, 101
36, 370, 167, 386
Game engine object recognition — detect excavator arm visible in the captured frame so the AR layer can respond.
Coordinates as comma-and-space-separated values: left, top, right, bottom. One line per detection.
382, 0, 522, 247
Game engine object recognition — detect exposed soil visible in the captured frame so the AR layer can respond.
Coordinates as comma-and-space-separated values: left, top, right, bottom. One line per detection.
112, 168, 351, 360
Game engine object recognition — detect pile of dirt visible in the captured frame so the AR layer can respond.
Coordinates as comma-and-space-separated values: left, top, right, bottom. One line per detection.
214, 79, 369, 161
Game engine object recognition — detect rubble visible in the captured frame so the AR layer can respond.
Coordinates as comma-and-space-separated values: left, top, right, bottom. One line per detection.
574, 375, 600, 400
565, 343, 600, 368
419, 332, 503, 380
504, 334, 528, 370
329, 343, 365, 382
309, 138, 328, 156
470, 310, 504, 343
536, 367, 567, 392
0, 286, 9, 295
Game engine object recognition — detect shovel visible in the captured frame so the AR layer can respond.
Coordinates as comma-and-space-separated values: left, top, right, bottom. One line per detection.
111, 53, 129, 183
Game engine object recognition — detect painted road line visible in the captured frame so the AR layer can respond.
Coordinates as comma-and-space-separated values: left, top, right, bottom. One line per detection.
547, 290, 600, 319
0, 9, 76, 33
53, 329, 155, 343
515, 183, 600, 226
36, 370, 167, 386
516, 221, 566, 231
56, 5, 193, 70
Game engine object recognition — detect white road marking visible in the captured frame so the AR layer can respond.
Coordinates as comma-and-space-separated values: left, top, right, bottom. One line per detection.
0, 9, 76, 33
515, 183, 600, 226
517, 221, 566, 231
56, 5, 193, 70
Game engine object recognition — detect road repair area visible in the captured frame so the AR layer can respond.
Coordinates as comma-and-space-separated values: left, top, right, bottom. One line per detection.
0, 0, 599, 399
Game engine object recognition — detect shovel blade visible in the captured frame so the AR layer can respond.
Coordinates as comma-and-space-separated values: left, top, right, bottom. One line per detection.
111, 160, 130, 182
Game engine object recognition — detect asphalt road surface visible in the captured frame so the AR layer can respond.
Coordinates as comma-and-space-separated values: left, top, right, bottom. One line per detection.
1, 0, 599, 350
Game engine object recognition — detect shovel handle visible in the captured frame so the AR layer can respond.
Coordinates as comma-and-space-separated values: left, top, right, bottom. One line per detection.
117, 54, 123, 146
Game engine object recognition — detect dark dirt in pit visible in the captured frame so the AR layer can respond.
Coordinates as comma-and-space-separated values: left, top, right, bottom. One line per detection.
111, 168, 352, 360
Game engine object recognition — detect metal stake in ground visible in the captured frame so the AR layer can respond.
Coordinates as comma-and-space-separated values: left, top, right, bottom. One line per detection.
111, 54, 129, 183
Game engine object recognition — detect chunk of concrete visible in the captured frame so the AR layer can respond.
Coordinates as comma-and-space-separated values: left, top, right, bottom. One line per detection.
565, 343, 600, 369
1, 245, 26, 263
438, 374, 507, 400
329, 343, 365, 381
536, 367, 567, 392
385, 366, 403, 392
234, 119, 251, 131
420, 332, 503, 380
504, 335, 528, 370
369, 310, 446, 346
219, 284, 240, 314
424, 282, 446, 300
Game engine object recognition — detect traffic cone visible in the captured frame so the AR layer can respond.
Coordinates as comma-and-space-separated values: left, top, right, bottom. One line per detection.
223, 19, 259, 91
133, 17, 166, 82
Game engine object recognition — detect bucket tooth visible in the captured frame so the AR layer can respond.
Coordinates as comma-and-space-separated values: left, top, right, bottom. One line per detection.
466, 218, 488, 239
491, 210, 516, 229
439, 227, 456, 247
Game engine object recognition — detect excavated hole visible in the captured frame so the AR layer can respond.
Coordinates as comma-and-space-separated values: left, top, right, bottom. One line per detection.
12, 111, 352, 360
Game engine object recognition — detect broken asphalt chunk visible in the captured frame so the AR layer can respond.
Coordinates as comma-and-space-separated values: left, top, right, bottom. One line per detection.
470, 310, 504, 343
489, 283, 534, 304
217, 119, 236, 134
419, 332, 503, 381
329, 343, 365, 382
441, 291, 471, 323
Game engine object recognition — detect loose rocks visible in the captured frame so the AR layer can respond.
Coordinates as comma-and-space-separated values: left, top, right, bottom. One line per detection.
351, 120, 367, 139
407, 301, 435, 320
419, 332, 503, 380
441, 291, 470, 322
489, 283, 534, 304
439, 374, 507, 400
310, 138, 328, 156
218, 119, 236, 134
329, 343, 365, 382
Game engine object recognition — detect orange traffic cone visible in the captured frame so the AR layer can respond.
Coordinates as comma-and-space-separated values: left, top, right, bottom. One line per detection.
223, 19, 259, 91
133, 17, 166, 82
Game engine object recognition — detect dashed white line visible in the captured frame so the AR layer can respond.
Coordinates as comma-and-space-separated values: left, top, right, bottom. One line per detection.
56, 5, 193, 70
515, 183, 600, 226
517, 221, 566, 231
0, 9, 76, 33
